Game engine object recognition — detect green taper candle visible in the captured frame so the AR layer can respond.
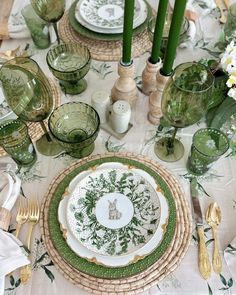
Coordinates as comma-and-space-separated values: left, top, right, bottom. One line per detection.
150, 0, 169, 64
122, 0, 135, 64
161, 0, 187, 75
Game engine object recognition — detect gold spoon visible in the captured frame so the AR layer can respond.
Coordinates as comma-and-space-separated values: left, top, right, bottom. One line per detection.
206, 202, 222, 274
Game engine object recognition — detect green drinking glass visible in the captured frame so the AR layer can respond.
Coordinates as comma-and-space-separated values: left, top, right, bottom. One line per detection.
0, 57, 62, 156
154, 62, 214, 162
48, 102, 100, 158
187, 128, 229, 175
21, 4, 51, 49
224, 4, 236, 42
31, 0, 65, 44
0, 119, 37, 168
46, 43, 91, 95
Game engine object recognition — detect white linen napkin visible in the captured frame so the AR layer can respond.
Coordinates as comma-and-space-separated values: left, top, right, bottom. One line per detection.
0, 172, 30, 295
224, 238, 236, 281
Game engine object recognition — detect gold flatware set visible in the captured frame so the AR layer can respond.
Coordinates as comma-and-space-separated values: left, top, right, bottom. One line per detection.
190, 179, 222, 280
14, 196, 40, 284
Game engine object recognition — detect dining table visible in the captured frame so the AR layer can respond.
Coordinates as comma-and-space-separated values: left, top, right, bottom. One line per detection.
1, 0, 236, 294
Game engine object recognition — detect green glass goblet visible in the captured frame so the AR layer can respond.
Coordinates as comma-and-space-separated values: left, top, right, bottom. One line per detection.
0, 57, 62, 156
224, 3, 236, 42
187, 128, 229, 175
0, 119, 37, 168
154, 62, 214, 162
46, 43, 91, 95
48, 102, 100, 158
31, 0, 65, 44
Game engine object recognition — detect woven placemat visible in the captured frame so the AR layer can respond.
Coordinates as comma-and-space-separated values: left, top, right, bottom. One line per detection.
40, 153, 192, 294
58, 12, 152, 62
0, 78, 61, 158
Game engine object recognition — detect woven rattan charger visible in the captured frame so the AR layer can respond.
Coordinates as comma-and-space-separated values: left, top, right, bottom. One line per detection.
40, 153, 192, 294
58, 11, 152, 62
0, 78, 61, 157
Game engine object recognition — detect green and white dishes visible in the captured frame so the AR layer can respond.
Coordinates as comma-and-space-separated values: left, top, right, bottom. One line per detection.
0, 119, 37, 167
187, 128, 229, 175
48, 102, 100, 158
0, 88, 16, 123
75, 0, 148, 34
31, 0, 65, 44
21, 4, 51, 49
154, 62, 214, 162
58, 161, 170, 267
46, 43, 91, 94
0, 57, 62, 156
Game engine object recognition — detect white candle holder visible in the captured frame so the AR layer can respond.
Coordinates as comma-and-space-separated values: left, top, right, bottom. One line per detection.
148, 69, 170, 125
111, 60, 138, 106
141, 58, 162, 95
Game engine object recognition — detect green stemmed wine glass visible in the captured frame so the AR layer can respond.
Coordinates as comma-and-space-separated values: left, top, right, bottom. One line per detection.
0, 57, 62, 156
154, 62, 214, 162
31, 0, 65, 44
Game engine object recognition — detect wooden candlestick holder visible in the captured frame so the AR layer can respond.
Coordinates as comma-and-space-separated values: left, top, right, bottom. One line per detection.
111, 60, 138, 106
148, 69, 170, 125
141, 58, 162, 95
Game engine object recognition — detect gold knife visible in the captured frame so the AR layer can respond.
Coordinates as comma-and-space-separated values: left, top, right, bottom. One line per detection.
223, 0, 231, 10
190, 178, 211, 280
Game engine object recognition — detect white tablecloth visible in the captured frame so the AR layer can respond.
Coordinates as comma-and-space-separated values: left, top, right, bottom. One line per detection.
1, 0, 236, 294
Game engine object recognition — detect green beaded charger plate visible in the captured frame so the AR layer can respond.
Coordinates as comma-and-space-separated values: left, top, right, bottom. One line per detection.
47, 156, 176, 279
68, 0, 152, 41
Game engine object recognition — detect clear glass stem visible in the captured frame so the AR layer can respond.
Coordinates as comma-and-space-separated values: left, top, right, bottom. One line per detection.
167, 127, 178, 155
53, 22, 60, 44
39, 121, 52, 142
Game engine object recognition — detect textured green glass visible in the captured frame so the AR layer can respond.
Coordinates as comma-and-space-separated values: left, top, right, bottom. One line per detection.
48, 156, 176, 279
155, 62, 214, 162
48, 102, 100, 158
21, 4, 50, 49
224, 4, 236, 42
46, 43, 91, 94
0, 57, 53, 122
0, 57, 62, 156
31, 0, 65, 44
0, 119, 37, 167
187, 128, 229, 175
148, 16, 189, 60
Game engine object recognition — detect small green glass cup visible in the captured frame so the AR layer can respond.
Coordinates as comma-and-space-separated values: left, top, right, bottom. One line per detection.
224, 4, 236, 42
0, 119, 37, 168
48, 102, 100, 158
46, 43, 91, 94
22, 4, 50, 49
187, 128, 229, 175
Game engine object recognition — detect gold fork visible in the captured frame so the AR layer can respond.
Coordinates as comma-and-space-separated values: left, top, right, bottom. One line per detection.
20, 198, 40, 284
15, 196, 29, 238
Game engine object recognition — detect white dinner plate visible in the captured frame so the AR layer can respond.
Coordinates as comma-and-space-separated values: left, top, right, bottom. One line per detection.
58, 162, 169, 267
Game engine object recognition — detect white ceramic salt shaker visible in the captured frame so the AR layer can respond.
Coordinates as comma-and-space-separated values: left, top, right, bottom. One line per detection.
91, 90, 111, 124
110, 100, 131, 134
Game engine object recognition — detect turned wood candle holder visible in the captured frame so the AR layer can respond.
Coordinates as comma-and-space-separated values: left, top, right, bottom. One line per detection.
148, 69, 170, 125
111, 60, 138, 106
141, 58, 162, 95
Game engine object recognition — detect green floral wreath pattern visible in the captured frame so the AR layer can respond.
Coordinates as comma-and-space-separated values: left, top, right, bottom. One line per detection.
68, 169, 160, 256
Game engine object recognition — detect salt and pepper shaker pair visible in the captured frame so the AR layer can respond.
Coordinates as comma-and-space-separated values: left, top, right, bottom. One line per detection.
91, 90, 131, 134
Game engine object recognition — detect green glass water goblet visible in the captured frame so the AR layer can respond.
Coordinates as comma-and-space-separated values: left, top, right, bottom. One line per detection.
46, 43, 91, 94
31, 0, 65, 44
21, 4, 51, 49
154, 62, 214, 162
0, 57, 62, 156
48, 102, 100, 158
187, 128, 229, 175
0, 119, 37, 168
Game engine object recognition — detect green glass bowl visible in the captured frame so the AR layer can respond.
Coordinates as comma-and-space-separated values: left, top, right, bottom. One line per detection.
46, 43, 91, 94
48, 102, 100, 158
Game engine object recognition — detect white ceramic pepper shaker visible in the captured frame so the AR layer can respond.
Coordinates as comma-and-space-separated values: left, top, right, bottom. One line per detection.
110, 100, 131, 134
91, 90, 111, 124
